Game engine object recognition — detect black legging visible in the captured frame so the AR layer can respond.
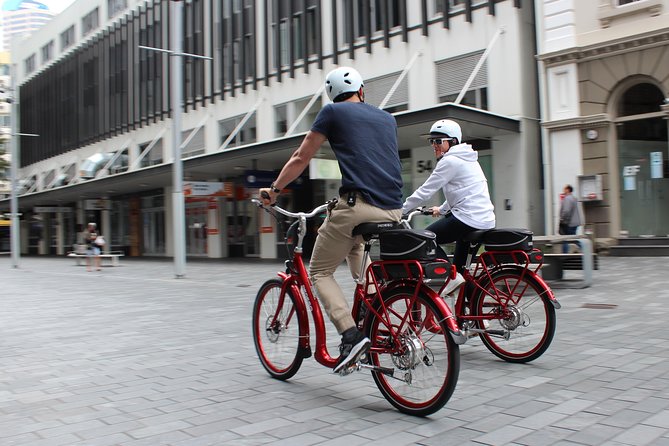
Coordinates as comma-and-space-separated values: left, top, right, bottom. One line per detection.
425, 213, 476, 273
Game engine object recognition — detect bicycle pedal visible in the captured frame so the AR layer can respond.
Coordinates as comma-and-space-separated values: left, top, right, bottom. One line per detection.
336, 363, 359, 376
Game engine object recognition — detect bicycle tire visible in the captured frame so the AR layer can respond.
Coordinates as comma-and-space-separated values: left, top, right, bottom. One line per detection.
471, 266, 556, 363
252, 278, 304, 380
365, 286, 460, 416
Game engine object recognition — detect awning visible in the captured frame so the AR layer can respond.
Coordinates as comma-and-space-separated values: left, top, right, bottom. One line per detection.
0, 102, 519, 211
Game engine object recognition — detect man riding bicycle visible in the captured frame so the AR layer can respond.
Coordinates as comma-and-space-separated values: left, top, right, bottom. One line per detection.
259, 67, 403, 373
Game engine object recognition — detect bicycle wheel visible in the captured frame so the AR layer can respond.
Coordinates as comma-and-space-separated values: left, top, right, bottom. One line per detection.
471, 267, 556, 363
252, 278, 304, 380
366, 287, 460, 416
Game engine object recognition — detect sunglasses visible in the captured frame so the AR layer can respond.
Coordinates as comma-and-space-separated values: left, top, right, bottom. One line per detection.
429, 138, 445, 145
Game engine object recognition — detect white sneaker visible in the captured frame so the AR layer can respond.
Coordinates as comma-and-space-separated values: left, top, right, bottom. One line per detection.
440, 272, 465, 299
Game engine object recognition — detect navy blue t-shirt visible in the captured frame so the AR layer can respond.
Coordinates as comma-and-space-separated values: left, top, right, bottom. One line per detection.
311, 102, 403, 209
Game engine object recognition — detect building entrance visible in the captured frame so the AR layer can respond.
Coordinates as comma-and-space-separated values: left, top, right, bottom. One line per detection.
616, 83, 669, 237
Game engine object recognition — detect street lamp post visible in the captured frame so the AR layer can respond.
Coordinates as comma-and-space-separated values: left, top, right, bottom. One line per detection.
8, 63, 38, 269
9, 64, 19, 269
140, 0, 210, 278
171, 0, 186, 278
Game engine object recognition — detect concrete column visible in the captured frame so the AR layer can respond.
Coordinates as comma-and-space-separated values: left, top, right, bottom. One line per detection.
101, 208, 111, 254
56, 212, 65, 255
38, 213, 47, 254
258, 204, 277, 259
206, 197, 222, 258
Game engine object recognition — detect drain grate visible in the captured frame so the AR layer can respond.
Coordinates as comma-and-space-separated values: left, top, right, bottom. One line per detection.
581, 303, 618, 309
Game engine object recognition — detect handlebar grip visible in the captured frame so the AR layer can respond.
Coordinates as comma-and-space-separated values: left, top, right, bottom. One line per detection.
260, 190, 270, 200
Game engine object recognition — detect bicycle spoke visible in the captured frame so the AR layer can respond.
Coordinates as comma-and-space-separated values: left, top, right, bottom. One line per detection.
253, 279, 304, 380
367, 288, 459, 416
472, 268, 556, 363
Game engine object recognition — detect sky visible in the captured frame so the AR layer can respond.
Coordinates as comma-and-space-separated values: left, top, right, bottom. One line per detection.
40, 0, 76, 14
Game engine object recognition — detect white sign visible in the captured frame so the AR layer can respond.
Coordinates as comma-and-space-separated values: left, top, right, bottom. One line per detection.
309, 159, 342, 180
650, 151, 663, 179
622, 165, 640, 191
183, 181, 233, 197
85, 199, 111, 210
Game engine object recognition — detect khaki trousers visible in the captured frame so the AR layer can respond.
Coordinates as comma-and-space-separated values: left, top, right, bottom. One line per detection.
309, 195, 402, 334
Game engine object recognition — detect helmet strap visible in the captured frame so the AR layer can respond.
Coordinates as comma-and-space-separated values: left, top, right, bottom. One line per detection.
357, 87, 365, 103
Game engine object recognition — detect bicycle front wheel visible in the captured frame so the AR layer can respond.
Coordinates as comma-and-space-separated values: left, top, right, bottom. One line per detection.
471, 267, 556, 363
366, 287, 460, 416
252, 278, 304, 380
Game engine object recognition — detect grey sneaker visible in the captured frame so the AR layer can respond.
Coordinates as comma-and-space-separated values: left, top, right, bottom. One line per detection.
333, 328, 370, 374
440, 272, 466, 299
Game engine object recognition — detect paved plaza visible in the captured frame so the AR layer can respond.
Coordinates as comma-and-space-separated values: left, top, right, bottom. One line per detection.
2, 255, 669, 446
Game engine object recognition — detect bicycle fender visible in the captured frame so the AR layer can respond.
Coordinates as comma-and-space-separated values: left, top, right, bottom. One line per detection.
382, 280, 467, 345
530, 272, 561, 309
277, 272, 312, 355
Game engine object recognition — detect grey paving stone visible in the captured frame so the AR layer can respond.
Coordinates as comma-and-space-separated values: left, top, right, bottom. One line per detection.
3, 256, 669, 445
611, 424, 666, 446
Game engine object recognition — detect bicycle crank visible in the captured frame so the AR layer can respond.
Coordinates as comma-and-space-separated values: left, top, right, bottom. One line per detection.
357, 363, 395, 376
468, 327, 510, 340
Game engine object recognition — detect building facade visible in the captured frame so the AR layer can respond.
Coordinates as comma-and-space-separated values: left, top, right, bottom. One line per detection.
536, 0, 669, 241
1, 0, 543, 260
0, 51, 10, 200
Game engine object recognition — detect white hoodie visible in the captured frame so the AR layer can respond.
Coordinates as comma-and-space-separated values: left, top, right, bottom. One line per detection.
402, 143, 495, 229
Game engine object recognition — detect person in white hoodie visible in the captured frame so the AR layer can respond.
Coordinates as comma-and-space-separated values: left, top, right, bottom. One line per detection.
402, 119, 495, 296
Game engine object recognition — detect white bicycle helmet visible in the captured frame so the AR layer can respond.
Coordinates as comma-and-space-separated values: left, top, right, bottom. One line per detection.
429, 119, 462, 145
325, 67, 364, 102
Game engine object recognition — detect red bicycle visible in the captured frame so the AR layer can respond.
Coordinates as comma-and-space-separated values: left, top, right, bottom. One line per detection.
405, 208, 561, 363
251, 198, 463, 416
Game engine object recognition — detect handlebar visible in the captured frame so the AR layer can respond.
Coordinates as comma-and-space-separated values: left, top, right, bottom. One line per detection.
402, 207, 432, 224
251, 198, 330, 220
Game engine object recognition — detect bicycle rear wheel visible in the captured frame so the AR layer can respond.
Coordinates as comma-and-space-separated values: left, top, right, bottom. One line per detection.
471, 267, 556, 363
252, 278, 304, 380
366, 287, 460, 416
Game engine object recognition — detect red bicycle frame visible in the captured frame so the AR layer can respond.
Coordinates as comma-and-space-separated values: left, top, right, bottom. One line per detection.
275, 247, 465, 369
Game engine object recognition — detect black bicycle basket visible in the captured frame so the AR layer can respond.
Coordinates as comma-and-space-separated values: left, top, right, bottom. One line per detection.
379, 229, 438, 261
482, 228, 533, 251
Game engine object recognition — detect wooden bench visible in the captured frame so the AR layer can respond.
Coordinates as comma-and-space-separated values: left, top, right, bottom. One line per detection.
67, 251, 125, 267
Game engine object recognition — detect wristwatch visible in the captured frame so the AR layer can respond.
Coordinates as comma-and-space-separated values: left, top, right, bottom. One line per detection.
269, 182, 281, 193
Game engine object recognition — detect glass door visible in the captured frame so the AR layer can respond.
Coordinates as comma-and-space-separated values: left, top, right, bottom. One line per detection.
141, 195, 165, 255
186, 200, 208, 256
618, 117, 669, 237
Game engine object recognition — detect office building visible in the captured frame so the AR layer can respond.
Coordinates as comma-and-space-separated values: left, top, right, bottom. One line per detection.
2, 0, 542, 260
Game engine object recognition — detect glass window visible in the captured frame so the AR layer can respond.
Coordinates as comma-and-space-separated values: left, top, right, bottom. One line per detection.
436, 51, 488, 110
219, 114, 257, 148
107, 0, 128, 19
139, 139, 164, 168
41, 40, 54, 63
82, 8, 99, 37
617, 83, 664, 117
24, 54, 36, 74
274, 97, 322, 136
60, 25, 75, 51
